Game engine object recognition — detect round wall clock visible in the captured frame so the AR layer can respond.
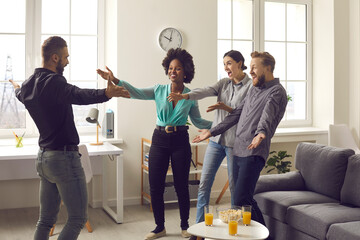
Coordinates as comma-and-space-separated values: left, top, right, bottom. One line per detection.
158, 27, 183, 51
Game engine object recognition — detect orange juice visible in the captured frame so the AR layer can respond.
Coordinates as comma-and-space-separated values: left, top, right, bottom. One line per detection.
205, 213, 213, 226
228, 220, 238, 235
242, 212, 251, 225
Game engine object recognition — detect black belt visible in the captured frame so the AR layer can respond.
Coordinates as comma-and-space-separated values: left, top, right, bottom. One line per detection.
156, 125, 189, 133
40, 145, 79, 152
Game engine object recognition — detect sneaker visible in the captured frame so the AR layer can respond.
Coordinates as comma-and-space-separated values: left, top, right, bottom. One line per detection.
144, 229, 166, 240
181, 230, 191, 238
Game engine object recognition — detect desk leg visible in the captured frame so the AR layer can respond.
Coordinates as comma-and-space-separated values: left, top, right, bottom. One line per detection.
102, 154, 124, 223
215, 179, 229, 204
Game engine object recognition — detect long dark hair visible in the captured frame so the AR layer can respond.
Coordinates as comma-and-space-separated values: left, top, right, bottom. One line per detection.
223, 50, 247, 70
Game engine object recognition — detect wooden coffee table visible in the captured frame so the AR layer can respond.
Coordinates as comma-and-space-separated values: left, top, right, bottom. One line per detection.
187, 218, 269, 240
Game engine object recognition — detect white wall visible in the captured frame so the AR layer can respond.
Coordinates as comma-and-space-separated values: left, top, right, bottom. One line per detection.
312, 0, 335, 128
348, 0, 360, 145
334, 0, 350, 125
312, 0, 360, 142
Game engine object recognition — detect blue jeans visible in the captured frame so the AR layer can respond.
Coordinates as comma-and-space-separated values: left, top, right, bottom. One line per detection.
196, 140, 235, 223
233, 155, 265, 225
34, 149, 88, 240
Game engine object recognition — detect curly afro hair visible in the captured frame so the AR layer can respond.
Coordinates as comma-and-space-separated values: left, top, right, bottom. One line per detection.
162, 48, 195, 83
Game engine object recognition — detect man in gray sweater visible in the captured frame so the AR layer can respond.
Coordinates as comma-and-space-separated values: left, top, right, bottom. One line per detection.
193, 51, 288, 226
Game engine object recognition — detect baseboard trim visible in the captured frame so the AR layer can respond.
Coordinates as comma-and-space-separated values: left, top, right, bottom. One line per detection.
89, 190, 231, 208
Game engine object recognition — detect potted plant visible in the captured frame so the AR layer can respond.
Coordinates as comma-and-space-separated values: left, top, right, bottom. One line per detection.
265, 150, 292, 174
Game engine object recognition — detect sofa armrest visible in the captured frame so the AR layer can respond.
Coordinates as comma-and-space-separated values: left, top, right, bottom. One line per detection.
254, 171, 306, 194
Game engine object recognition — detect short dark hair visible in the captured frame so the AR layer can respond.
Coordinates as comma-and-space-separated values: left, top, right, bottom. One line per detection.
41, 36, 68, 63
162, 48, 195, 83
251, 51, 276, 72
223, 50, 247, 70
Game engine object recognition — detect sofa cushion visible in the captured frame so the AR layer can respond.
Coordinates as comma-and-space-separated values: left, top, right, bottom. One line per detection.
295, 143, 354, 200
255, 171, 305, 195
254, 191, 338, 222
326, 221, 360, 240
341, 155, 360, 207
286, 203, 360, 240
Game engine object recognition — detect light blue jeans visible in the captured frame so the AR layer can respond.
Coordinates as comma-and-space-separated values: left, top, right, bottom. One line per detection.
196, 140, 234, 223
34, 149, 88, 240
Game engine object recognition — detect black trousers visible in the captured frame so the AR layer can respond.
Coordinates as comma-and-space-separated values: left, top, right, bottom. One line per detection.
149, 128, 192, 230
233, 155, 266, 226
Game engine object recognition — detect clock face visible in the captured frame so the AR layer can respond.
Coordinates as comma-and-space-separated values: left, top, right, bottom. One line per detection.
158, 28, 182, 51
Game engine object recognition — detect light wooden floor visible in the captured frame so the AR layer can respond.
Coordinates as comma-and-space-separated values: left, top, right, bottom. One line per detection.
0, 198, 231, 240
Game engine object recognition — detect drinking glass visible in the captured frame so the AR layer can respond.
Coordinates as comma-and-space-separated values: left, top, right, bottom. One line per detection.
242, 205, 252, 226
228, 212, 239, 235
204, 205, 214, 226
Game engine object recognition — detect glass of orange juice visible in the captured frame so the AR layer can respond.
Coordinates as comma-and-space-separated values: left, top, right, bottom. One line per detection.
228, 212, 238, 235
204, 205, 214, 226
242, 205, 252, 226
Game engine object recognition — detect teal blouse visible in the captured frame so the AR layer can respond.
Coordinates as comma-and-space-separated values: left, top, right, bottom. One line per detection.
117, 80, 212, 129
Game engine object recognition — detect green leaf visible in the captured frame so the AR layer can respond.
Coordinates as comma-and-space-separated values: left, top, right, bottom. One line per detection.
267, 158, 277, 166
265, 150, 292, 174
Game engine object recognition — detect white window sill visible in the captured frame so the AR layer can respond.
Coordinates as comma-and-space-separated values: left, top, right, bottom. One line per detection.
0, 135, 124, 147
0, 127, 328, 146
272, 127, 328, 144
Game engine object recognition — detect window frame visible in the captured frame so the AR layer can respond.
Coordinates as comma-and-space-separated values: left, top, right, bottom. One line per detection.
217, 0, 313, 127
0, 0, 105, 138
260, 0, 312, 127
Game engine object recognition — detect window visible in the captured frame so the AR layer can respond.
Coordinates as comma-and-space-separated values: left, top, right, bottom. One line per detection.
217, 0, 312, 126
0, 0, 27, 130
0, 0, 104, 136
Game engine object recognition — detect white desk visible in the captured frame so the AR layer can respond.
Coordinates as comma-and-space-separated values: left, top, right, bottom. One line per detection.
0, 142, 124, 223
187, 219, 269, 240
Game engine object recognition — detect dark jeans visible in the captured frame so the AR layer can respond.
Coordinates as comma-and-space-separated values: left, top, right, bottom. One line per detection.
233, 155, 266, 225
149, 128, 192, 230
34, 149, 88, 240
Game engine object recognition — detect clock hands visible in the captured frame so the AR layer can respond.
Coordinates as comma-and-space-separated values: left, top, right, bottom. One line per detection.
163, 36, 172, 41
159, 28, 181, 51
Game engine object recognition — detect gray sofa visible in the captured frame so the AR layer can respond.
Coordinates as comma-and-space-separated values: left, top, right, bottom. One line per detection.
254, 142, 360, 240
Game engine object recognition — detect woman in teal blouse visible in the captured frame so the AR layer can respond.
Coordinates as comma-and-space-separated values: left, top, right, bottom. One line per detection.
97, 48, 212, 240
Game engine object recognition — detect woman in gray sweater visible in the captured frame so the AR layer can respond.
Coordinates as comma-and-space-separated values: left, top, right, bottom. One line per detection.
167, 50, 252, 229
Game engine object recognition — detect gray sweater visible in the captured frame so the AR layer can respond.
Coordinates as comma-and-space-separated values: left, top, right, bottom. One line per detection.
188, 74, 252, 147
210, 78, 287, 161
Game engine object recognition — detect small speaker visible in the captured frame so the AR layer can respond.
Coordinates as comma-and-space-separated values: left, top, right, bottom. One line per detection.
102, 109, 114, 138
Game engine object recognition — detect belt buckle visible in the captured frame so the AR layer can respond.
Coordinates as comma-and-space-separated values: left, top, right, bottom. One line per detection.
165, 126, 175, 133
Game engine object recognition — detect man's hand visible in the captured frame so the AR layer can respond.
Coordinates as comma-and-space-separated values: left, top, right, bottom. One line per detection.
247, 132, 266, 149
167, 92, 186, 102
97, 66, 120, 85
105, 78, 130, 99
206, 102, 233, 113
9, 79, 20, 89
192, 129, 211, 143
